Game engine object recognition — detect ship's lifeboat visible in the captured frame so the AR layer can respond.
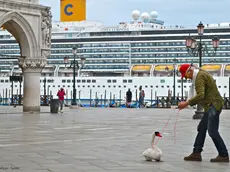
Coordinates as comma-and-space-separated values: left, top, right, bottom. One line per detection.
154, 65, 174, 71
201, 64, 221, 71
225, 64, 230, 71
132, 65, 151, 72
154, 65, 174, 76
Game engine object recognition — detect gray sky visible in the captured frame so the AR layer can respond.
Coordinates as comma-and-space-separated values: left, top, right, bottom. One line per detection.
40, 0, 230, 27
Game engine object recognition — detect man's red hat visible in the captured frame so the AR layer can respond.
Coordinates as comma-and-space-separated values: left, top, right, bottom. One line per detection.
179, 64, 191, 79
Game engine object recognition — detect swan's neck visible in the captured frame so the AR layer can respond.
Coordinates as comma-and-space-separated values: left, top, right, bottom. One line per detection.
151, 135, 156, 146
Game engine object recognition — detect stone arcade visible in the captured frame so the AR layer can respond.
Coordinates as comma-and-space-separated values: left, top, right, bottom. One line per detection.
0, 0, 51, 112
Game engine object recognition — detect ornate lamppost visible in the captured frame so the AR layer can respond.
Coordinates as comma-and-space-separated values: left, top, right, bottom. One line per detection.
185, 21, 220, 119
64, 47, 86, 106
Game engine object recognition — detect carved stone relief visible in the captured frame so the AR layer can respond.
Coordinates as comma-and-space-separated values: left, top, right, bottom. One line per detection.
41, 7, 52, 49
18, 57, 47, 70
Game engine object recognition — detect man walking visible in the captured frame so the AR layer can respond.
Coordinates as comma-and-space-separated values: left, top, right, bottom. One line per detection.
178, 63, 229, 162
57, 88, 65, 112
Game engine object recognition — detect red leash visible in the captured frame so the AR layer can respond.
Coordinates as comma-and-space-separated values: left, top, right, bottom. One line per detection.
154, 109, 180, 145
173, 109, 180, 144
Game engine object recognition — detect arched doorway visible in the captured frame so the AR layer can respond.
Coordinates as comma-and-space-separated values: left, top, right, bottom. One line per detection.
0, 10, 49, 112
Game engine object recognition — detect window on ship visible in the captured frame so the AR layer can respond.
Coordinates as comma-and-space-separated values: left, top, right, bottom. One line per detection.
160, 79, 165, 83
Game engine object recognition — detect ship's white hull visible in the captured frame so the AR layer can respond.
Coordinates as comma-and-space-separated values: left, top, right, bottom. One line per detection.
0, 76, 229, 101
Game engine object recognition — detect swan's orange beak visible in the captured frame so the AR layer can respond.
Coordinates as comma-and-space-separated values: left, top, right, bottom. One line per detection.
156, 133, 162, 137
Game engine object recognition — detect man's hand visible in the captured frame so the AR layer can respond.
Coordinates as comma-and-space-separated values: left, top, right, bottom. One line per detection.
178, 101, 189, 110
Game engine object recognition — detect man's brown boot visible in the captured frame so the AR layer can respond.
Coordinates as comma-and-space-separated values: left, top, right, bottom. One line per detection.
184, 152, 202, 161
210, 155, 229, 162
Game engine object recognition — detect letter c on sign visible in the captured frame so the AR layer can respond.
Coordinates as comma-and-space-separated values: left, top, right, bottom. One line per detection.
64, 4, 73, 16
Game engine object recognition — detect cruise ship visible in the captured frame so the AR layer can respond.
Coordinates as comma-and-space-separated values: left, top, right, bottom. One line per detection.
1, 10, 230, 105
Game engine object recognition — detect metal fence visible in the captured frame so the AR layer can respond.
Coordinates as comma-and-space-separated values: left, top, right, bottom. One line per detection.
1, 89, 230, 110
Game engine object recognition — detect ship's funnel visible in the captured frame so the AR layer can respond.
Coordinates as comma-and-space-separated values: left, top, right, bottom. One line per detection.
60, 0, 86, 22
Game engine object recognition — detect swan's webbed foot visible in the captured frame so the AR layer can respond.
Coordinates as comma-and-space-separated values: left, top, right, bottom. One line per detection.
155, 159, 163, 162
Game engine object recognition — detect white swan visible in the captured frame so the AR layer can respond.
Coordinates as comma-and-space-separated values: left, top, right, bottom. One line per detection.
142, 131, 163, 162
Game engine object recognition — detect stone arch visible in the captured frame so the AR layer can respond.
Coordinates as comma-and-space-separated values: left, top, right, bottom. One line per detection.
0, 11, 39, 58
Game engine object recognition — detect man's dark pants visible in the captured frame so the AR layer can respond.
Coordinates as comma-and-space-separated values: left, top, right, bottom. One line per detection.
193, 104, 228, 157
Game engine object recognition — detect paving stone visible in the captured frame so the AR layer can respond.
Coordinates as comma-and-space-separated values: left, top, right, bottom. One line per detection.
0, 106, 229, 171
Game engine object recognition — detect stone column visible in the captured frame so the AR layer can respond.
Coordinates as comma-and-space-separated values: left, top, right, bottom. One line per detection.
18, 57, 47, 112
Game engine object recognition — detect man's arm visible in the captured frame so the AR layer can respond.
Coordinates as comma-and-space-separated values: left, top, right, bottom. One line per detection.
188, 75, 205, 106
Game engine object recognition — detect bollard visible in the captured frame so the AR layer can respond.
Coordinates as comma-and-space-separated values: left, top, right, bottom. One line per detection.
78, 91, 81, 105
90, 89, 92, 107
151, 89, 153, 108
3, 89, 4, 105
104, 90, 106, 107
71, 90, 72, 100
157, 97, 159, 107
95, 92, 98, 107
101, 94, 103, 107
6, 88, 9, 104
119, 90, 121, 107
109, 92, 112, 106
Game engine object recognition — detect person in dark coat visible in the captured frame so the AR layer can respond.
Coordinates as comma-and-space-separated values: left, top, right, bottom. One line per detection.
126, 89, 132, 108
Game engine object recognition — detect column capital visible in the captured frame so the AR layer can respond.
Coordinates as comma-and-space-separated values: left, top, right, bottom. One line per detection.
18, 57, 47, 72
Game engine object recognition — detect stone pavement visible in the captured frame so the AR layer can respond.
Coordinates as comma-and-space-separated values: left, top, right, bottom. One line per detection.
0, 106, 229, 172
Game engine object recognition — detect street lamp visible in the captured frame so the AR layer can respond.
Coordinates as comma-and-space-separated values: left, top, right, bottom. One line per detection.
64, 47, 86, 106
185, 21, 220, 119
172, 58, 177, 105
